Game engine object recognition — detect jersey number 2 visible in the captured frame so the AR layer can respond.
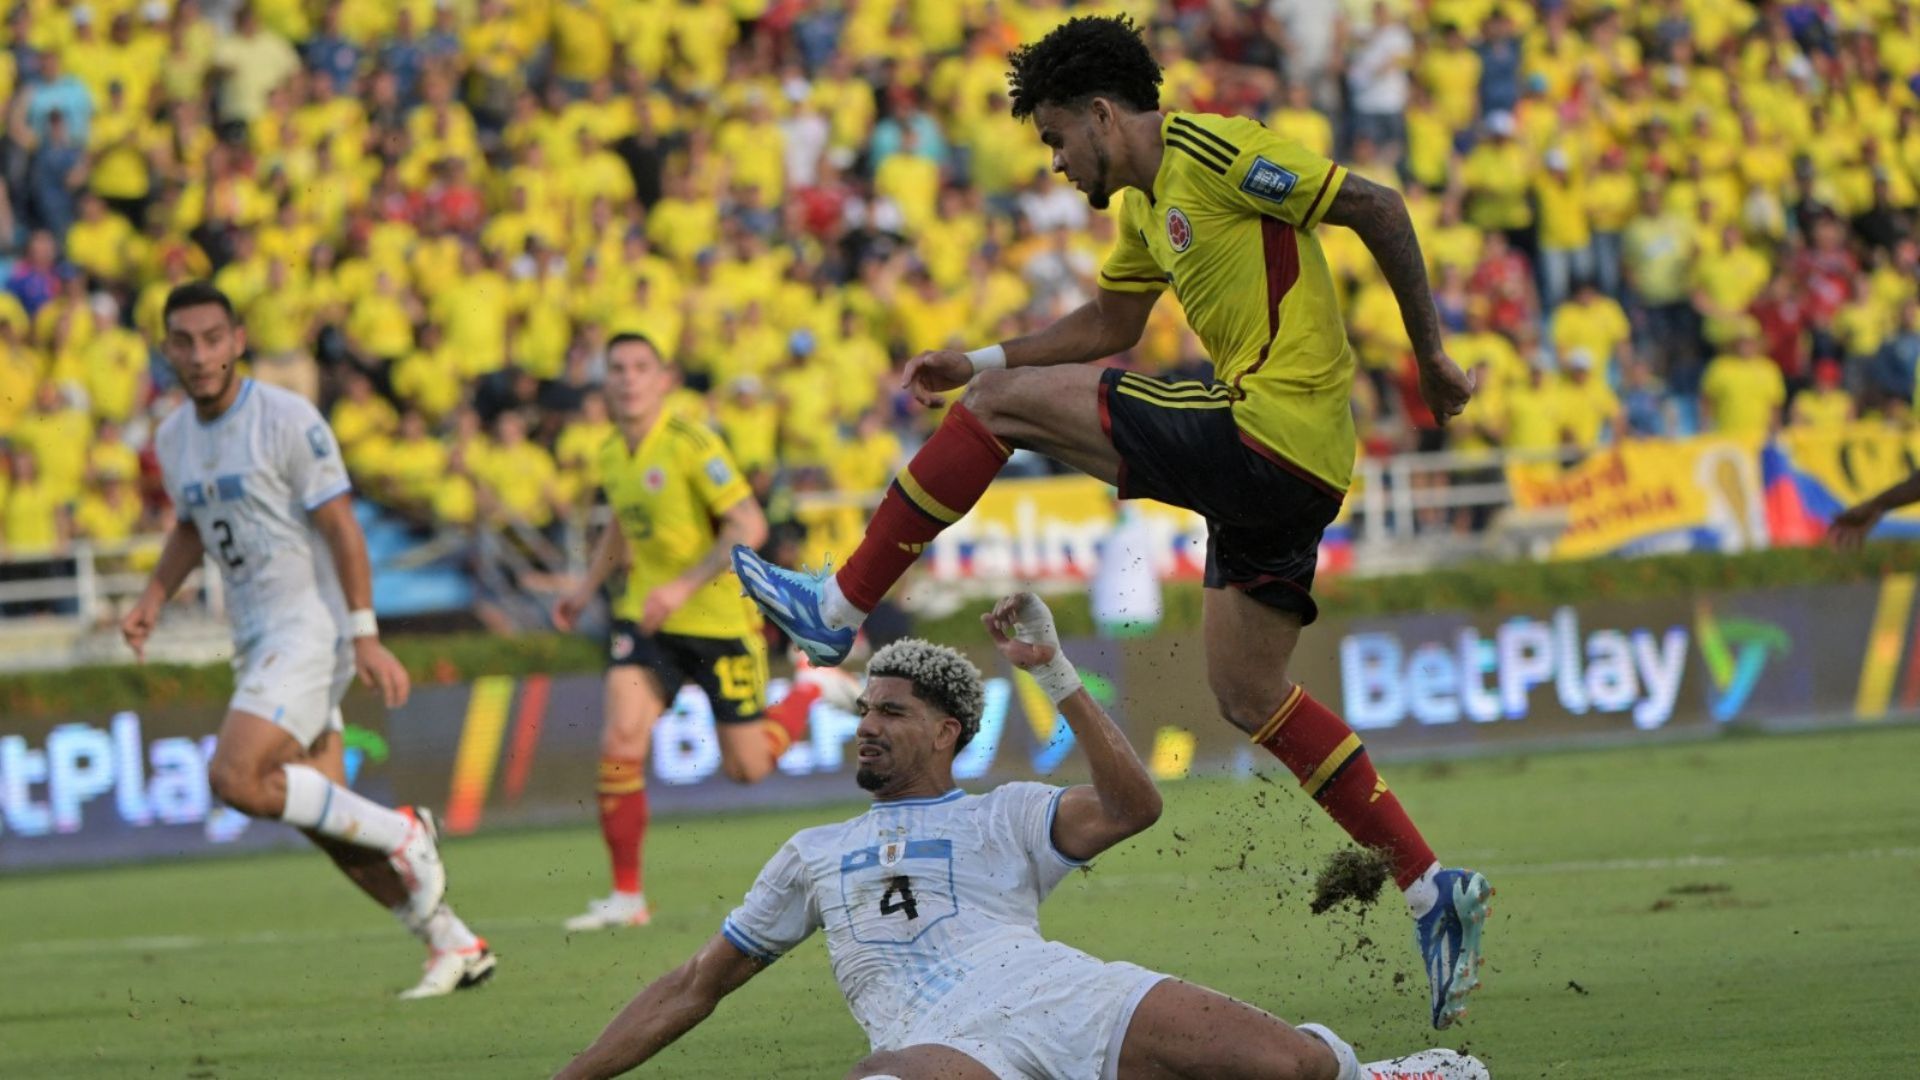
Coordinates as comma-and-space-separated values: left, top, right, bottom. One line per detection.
878, 875, 918, 920
212, 519, 244, 569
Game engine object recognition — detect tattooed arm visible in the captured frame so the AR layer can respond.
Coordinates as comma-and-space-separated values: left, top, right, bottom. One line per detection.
1321, 173, 1473, 422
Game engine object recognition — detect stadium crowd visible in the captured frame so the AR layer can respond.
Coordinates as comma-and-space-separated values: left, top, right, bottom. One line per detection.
0, 0, 1918, 568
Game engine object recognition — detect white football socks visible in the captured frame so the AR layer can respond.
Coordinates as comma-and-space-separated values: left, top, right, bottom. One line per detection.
1296, 1022, 1361, 1080
1404, 862, 1442, 918
395, 901, 480, 954
279, 764, 413, 852
819, 573, 863, 632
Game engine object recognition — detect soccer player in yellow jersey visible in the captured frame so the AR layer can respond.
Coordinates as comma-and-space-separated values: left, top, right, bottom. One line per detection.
731, 15, 1488, 1030
552, 333, 802, 933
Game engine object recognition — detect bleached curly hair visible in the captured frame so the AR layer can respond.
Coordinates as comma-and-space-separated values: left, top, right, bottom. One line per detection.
865, 638, 985, 750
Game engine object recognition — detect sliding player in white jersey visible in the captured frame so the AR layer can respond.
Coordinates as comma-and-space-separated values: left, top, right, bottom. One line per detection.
122, 282, 495, 1000
556, 593, 1487, 1080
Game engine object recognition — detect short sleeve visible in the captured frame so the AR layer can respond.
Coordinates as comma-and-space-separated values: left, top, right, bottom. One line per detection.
1097, 193, 1170, 293
279, 397, 352, 511
1176, 114, 1346, 230
679, 424, 753, 514
721, 841, 820, 964
990, 781, 1087, 900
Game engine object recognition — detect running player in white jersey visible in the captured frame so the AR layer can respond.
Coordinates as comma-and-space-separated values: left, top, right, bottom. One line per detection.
556, 593, 1488, 1080
122, 282, 496, 1000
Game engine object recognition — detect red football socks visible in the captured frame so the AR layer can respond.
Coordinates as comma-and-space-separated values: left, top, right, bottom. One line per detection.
835, 403, 1010, 613
1252, 687, 1438, 889
597, 757, 649, 894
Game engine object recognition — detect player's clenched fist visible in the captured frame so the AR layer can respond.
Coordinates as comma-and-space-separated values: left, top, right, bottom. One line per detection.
981, 592, 1063, 670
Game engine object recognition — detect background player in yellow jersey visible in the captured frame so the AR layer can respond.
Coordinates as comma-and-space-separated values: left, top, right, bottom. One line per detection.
553, 333, 801, 932
731, 16, 1489, 1030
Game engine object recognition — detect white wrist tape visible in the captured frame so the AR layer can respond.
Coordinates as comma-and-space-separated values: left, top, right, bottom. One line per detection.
965, 344, 1007, 375
1029, 653, 1083, 705
348, 608, 379, 639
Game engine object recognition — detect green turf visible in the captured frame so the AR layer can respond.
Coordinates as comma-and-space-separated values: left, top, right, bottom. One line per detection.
4, 724, 1917, 1079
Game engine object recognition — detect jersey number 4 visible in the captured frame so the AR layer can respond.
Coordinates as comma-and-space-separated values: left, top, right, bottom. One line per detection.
878, 875, 918, 920
212, 519, 244, 569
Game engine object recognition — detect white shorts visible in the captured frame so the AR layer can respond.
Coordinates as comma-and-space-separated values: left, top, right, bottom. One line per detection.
229, 634, 354, 748
890, 940, 1168, 1080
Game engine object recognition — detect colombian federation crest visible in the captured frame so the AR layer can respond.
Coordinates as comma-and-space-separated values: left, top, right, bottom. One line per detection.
644, 466, 666, 492
1166, 206, 1193, 252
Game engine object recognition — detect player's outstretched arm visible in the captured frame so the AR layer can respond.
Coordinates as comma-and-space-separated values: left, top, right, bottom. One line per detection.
555, 934, 765, 1080
310, 494, 410, 709
1832, 470, 1920, 550
121, 519, 206, 661
901, 288, 1159, 408
983, 593, 1161, 862
1320, 173, 1473, 423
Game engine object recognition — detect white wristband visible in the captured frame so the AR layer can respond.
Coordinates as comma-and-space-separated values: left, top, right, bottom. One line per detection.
965, 344, 1007, 375
348, 608, 379, 639
1029, 654, 1083, 706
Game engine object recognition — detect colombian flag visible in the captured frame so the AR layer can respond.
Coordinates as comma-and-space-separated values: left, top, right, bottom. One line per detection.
1761, 441, 1841, 547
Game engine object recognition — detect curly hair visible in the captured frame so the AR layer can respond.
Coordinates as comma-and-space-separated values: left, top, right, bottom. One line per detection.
1007, 14, 1163, 121
866, 638, 986, 751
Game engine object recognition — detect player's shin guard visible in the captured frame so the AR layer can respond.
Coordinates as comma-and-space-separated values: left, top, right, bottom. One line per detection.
834, 403, 1010, 613
1252, 688, 1438, 890
597, 757, 649, 895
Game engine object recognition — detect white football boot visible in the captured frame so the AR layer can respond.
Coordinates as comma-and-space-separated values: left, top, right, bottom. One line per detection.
563, 892, 652, 931
1361, 1048, 1491, 1080
398, 941, 497, 1001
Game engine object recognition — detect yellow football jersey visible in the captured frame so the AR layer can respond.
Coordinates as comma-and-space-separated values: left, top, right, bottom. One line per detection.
1100, 111, 1356, 494
598, 413, 759, 639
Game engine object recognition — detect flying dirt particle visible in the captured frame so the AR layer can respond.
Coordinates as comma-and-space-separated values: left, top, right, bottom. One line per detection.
1649, 898, 1678, 912
1171, 829, 1189, 842
1567, 980, 1590, 996
1666, 882, 1732, 896
1392, 971, 1406, 987
1309, 848, 1391, 915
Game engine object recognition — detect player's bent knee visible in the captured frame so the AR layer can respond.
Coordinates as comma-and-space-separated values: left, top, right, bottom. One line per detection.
721, 757, 770, 785
207, 757, 276, 818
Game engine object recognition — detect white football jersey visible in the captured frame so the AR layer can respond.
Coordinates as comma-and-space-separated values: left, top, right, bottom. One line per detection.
722, 783, 1087, 1049
153, 379, 353, 651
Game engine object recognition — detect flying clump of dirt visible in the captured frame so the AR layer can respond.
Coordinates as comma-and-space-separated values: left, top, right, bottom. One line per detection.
1308, 848, 1392, 915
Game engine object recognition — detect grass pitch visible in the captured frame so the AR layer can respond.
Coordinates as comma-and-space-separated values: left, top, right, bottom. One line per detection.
4, 724, 1917, 1079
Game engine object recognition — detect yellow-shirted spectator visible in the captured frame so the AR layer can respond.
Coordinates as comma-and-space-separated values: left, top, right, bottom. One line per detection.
76, 299, 148, 423
669, 0, 736, 90
73, 471, 143, 546
1795, 361, 1855, 429
892, 270, 970, 355
1450, 305, 1526, 393
1268, 83, 1335, 159
769, 332, 837, 467
209, 7, 301, 123
1421, 24, 1483, 131
34, 278, 95, 356
710, 305, 789, 389
1700, 327, 1786, 439
714, 376, 780, 479
828, 410, 903, 495
646, 174, 720, 266
1557, 351, 1624, 449
875, 139, 942, 236
13, 383, 89, 501
1463, 113, 1533, 232
390, 324, 464, 424
64, 196, 137, 286
551, 0, 613, 85
434, 247, 512, 378
1499, 363, 1571, 453
1550, 281, 1632, 383
0, 330, 42, 437
555, 393, 616, 495
1691, 227, 1774, 344
346, 273, 417, 361
2, 449, 69, 559
330, 371, 400, 475
381, 411, 451, 513
1348, 277, 1412, 375
88, 423, 139, 488
477, 410, 560, 527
